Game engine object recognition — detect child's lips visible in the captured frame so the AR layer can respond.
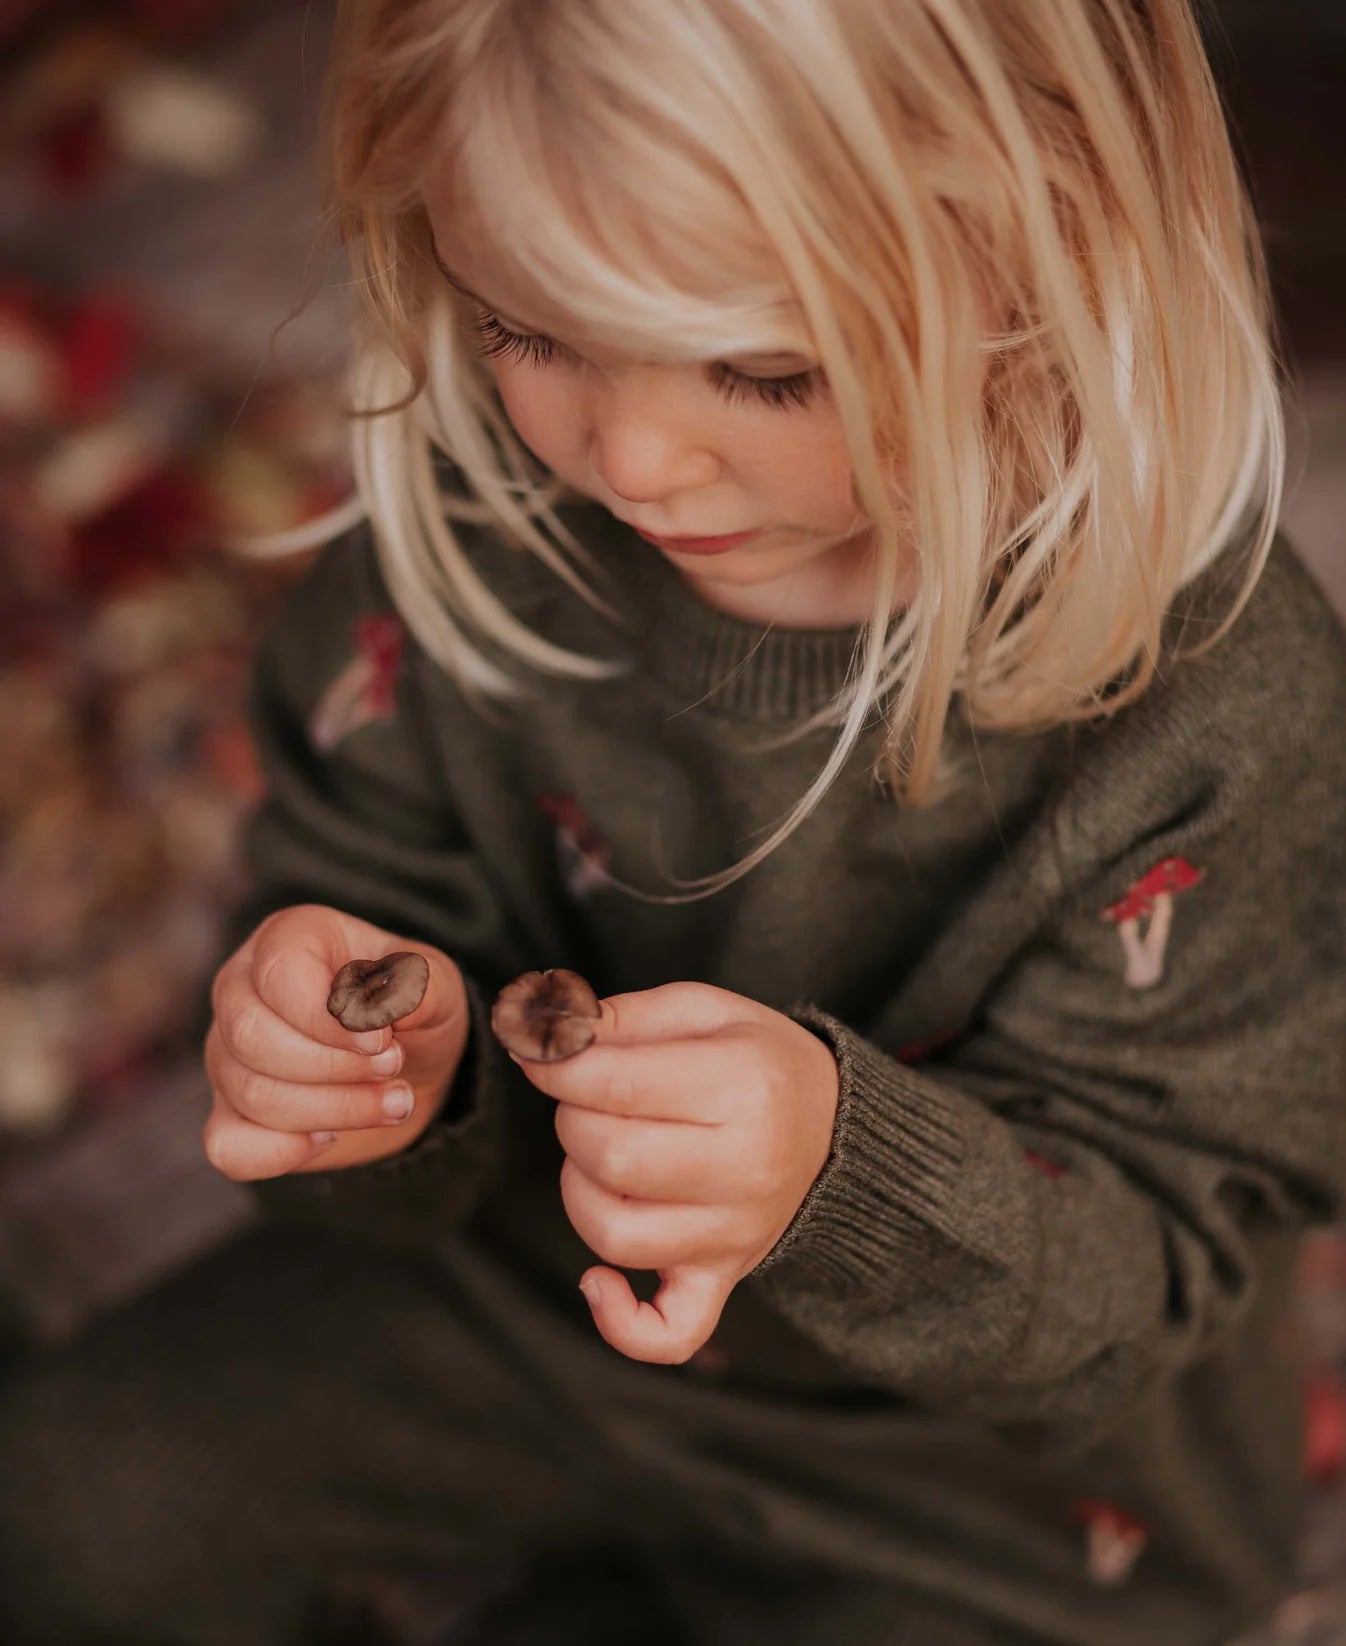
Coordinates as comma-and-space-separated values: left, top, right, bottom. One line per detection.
633, 527, 760, 555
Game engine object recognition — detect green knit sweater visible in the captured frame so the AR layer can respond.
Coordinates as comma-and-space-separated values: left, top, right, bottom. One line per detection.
218, 498, 1346, 1645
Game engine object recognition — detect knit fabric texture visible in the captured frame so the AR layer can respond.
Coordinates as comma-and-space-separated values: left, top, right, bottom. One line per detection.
217, 498, 1346, 1646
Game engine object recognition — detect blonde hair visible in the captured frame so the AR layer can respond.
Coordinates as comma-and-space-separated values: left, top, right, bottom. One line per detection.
294, 0, 1284, 901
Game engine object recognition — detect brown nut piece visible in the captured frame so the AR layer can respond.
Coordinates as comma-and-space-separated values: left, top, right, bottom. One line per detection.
491, 968, 601, 1062
327, 951, 430, 1033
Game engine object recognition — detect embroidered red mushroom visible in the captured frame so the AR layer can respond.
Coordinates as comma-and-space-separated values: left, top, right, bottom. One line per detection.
1071, 1500, 1149, 1586
310, 614, 405, 752
1100, 856, 1205, 989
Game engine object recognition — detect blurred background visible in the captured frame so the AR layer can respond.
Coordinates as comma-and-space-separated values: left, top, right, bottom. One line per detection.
0, 2, 1342, 1641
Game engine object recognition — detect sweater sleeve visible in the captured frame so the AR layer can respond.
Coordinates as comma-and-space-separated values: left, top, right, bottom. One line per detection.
209, 528, 526, 1249
755, 622, 1346, 1452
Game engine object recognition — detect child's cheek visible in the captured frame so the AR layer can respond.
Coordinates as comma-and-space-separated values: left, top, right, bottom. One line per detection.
490, 364, 573, 472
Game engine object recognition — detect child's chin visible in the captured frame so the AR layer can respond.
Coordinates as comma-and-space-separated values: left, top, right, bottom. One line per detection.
671, 549, 774, 583
681, 540, 826, 583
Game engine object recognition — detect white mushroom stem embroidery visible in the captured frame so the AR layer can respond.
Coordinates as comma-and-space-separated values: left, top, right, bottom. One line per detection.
538, 792, 612, 900
1072, 1500, 1149, 1586
1100, 857, 1205, 989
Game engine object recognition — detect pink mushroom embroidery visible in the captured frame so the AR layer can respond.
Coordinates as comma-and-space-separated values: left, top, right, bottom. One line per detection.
1071, 1500, 1149, 1586
1100, 857, 1205, 989
310, 614, 406, 752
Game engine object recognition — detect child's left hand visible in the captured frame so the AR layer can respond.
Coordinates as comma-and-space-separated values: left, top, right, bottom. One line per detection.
509, 981, 840, 1365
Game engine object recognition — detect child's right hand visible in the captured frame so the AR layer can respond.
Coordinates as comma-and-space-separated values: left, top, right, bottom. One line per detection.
203, 904, 469, 1181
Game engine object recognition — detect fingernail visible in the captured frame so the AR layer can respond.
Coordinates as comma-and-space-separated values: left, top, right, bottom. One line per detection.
311, 1131, 338, 1148
370, 1045, 402, 1076
579, 1278, 602, 1310
382, 1085, 414, 1122
353, 1030, 385, 1055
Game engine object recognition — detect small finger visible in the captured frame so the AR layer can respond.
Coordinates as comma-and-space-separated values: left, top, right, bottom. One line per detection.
203, 1098, 339, 1182
579, 1264, 729, 1366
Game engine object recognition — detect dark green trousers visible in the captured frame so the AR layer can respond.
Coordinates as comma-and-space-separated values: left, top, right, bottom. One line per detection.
0, 1223, 1133, 1646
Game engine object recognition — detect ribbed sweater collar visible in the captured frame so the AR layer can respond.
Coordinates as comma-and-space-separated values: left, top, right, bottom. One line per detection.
574, 504, 868, 723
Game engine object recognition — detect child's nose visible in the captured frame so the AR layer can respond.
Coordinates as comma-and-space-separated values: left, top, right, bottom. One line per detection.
587, 381, 722, 502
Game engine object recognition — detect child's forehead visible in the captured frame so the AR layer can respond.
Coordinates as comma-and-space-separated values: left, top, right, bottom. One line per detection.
421, 172, 817, 365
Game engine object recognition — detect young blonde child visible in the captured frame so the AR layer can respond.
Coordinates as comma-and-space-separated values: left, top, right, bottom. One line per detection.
1, 1, 1343, 1643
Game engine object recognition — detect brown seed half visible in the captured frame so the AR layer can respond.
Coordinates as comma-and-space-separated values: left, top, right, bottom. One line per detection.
491, 968, 601, 1062
327, 951, 430, 1033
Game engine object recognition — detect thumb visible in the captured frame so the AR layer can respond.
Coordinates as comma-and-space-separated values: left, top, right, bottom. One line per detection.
249, 905, 462, 1050
578, 1263, 730, 1365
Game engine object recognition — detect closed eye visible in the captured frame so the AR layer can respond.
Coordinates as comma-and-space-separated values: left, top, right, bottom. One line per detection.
470, 310, 824, 413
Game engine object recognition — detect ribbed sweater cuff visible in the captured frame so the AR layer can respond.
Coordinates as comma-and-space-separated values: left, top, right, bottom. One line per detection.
751, 1006, 967, 1288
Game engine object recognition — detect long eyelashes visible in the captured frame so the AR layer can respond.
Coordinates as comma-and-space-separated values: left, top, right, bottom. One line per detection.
470, 310, 823, 413
472, 312, 555, 372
